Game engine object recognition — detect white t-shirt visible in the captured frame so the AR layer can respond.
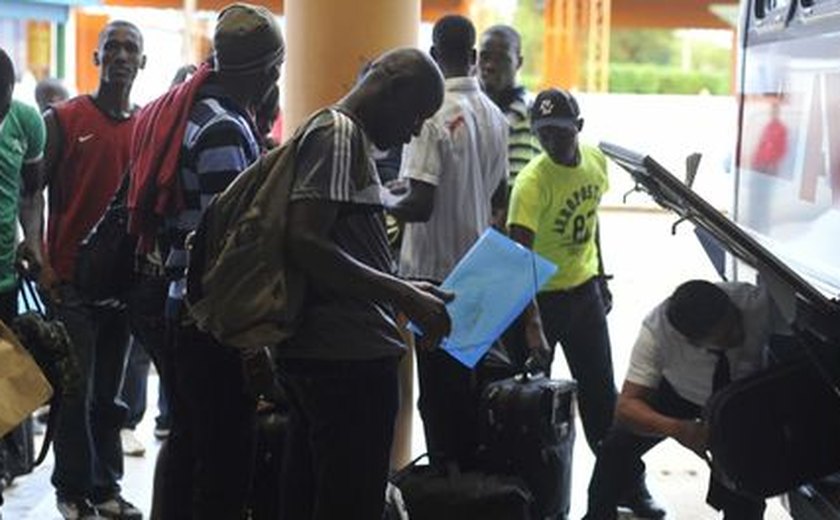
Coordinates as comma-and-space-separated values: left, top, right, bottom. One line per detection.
398, 76, 509, 282
626, 282, 784, 407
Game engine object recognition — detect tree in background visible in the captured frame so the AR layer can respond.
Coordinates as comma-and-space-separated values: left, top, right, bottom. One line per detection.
610, 30, 676, 65
609, 29, 732, 95
512, 0, 544, 91
485, 1, 733, 96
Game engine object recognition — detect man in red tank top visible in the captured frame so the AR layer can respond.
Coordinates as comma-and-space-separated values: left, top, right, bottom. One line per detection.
26, 20, 146, 520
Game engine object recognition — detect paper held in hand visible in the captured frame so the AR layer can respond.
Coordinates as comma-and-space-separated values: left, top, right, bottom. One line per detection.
433, 228, 557, 368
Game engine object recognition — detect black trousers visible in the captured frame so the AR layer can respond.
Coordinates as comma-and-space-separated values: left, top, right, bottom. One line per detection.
160, 322, 257, 520
277, 356, 399, 520
415, 347, 480, 469
585, 379, 766, 520
537, 278, 618, 452
123, 274, 171, 430
49, 286, 131, 503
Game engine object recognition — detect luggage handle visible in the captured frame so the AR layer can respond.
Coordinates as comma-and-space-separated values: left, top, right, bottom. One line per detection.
521, 357, 544, 380
390, 453, 463, 482
19, 273, 46, 316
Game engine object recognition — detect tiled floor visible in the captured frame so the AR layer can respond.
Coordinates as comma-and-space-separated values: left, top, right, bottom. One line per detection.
3, 210, 793, 519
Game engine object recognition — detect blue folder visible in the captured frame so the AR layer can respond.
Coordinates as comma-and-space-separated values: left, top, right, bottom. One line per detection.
435, 228, 557, 368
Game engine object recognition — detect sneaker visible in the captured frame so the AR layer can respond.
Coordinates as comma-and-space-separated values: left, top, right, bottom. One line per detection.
153, 425, 170, 440
57, 498, 105, 520
94, 495, 143, 519
120, 428, 145, 457
617, 485, 667, 519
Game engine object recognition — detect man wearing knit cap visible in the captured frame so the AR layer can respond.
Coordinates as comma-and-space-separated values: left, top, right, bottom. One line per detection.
155, 3, 285, 518
276, 47, 450, 519
585, 280, 783, 519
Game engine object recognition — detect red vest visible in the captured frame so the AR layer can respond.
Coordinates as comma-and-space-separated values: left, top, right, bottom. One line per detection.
48, 96, 135, 282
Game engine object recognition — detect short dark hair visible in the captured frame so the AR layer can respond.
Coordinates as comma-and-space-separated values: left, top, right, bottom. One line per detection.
666, 280, 733, 341
0, 48, 15, 88
432, 15, 476, 59
35, 78, 68, 111
482, 24, 522, 55
98, 20, 144, 49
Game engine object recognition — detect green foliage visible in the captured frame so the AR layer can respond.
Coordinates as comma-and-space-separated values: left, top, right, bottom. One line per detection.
608, 63, 730, 95
502, 10, 733, 94
513, 0, 544, 91
608, 28, 732, 94
689, 40, 732, 73
610, 30, 678, 65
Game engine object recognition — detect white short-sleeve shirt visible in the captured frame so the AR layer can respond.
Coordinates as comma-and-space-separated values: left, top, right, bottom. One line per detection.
625, 282, 783, 406
398, 77, 509, 282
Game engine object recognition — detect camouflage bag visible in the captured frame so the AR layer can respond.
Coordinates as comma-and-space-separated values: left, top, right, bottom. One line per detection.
12, 277, 82, 465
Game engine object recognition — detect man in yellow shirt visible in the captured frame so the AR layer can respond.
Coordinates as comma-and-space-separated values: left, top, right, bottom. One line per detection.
508, 88, 664, 518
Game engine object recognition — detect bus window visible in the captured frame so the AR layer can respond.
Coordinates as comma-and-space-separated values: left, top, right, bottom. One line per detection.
756, 0, 791, 18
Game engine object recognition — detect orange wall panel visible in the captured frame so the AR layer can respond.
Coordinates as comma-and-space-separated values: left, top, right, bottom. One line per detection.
422, 0, 467, 21
75, 12, 109, 95
104, 0, 466, 18
104, 0, 284, 11
27, 21, 52, 80
611, 0, 736, 29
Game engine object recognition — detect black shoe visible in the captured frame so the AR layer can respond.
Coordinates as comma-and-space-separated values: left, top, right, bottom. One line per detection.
94, 494, 143, 519
617, 491, 666, 519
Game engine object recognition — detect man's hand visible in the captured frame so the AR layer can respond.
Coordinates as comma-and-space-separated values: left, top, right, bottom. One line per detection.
385, 178, 409, 195
16, 242, 61, 303
38, 262, 61, 304
673, 419, 709, 457
597, 274, 613, 315
401, 281, 454, 352
523, 311, 551, 372
16, 241, 43, 275
240, 346, 277, 401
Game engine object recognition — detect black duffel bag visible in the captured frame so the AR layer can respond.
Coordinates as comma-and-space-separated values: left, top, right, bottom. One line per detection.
74, 172, 136, 302
391, 454, 536, 520
705, 356, 840, 498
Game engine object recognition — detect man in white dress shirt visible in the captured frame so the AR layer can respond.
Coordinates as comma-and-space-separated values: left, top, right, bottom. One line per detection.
387, 14, 508, 469
585, 279, 783, 520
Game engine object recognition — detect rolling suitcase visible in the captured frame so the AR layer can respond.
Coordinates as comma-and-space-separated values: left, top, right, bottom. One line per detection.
705, 358, 840, 498
479, 372, 576, 519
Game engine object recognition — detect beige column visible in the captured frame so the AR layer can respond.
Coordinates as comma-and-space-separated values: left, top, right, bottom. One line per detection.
283, 0, 421, 470
283, 0, 421, 134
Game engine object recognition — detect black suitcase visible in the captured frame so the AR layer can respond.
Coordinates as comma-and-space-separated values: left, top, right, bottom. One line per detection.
478, 373, 576, 519
247, 404, 289, 520
392, 456, 536, 520
705, 358, 840, 498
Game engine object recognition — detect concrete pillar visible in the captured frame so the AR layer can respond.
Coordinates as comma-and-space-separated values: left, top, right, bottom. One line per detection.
283, 0, 421, 470
283, 0, 421, 135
